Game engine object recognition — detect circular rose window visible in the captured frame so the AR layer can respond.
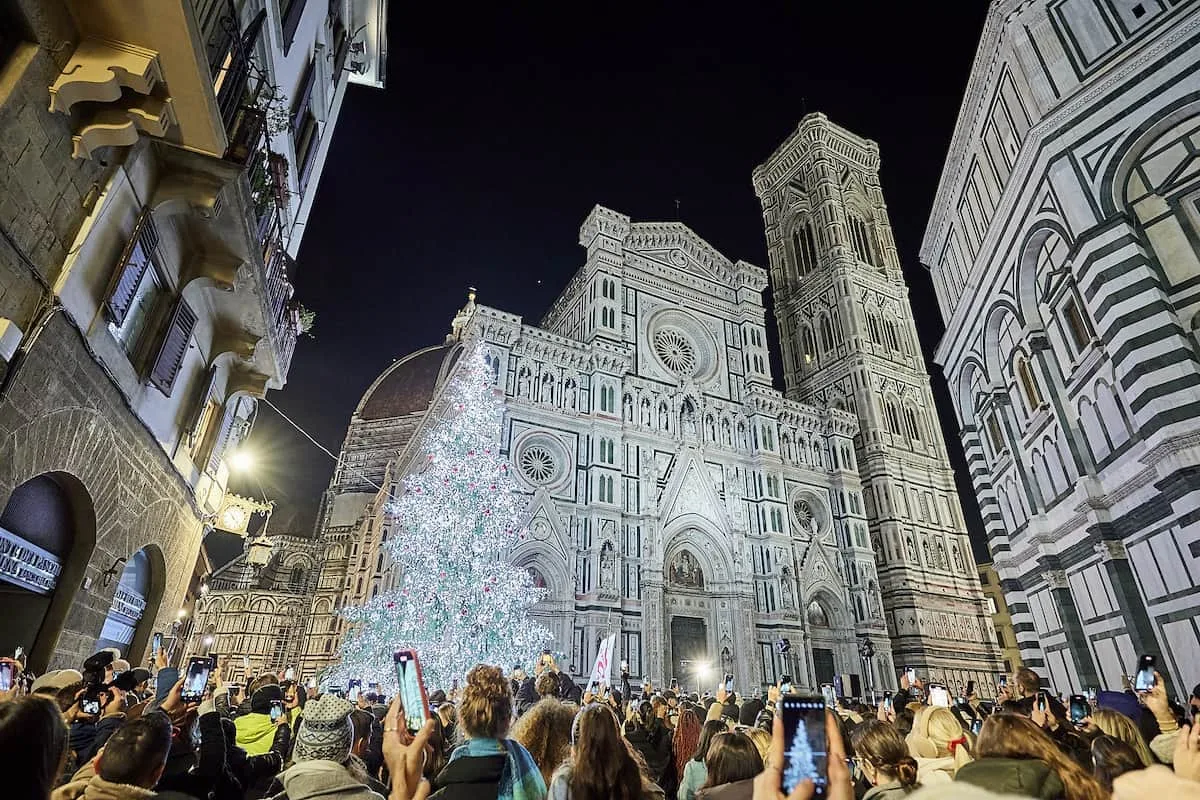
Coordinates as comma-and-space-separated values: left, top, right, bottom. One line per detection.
653, 328, 698, 377
518, 445, 557, 485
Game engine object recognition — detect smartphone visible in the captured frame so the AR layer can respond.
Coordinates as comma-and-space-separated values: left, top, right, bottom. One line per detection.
269, 699, 284, 721
883, 691, 893, 711
970, 717, 983, 735
1087, 687, 1097, 703
0, 662, 11, 692
904, 667, 916, 684
81, 685, 105, 715
620, 660, 629, 673
180, 656, 213, 703
394, 649, 432, 734
928, 683, 951, 707
671, 677, 679, 690
284, 667, 295, 681
781, 674, 793, 694
1036, 692, 1048, 712
348, 678, 362, 703
998, 675, 1007, 689
819, 682, 836, 708
723, 673, 734, 693
966, 680, 975, 698
1134, 655, 1156, 692
13, 646, 23, 664
152, 632, 163, 654
1068, 694, 1088, 723
780, 695, 828, 796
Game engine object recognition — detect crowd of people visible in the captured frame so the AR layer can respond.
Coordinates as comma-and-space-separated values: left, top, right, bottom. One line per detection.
3, 645, 1200, 800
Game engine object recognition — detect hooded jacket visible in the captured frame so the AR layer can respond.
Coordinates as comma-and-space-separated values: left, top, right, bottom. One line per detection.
954, 757, 1065, 800
238, 685, 289, 756
914, 757, 955, 786
51, 776, 157, 800
271, 760, 384, 800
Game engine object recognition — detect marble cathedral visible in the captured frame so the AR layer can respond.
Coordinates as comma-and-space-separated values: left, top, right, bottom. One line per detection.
260, 114, 999, 693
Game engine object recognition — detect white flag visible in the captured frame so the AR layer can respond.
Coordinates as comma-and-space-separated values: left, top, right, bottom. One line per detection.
588, 634, 617, 690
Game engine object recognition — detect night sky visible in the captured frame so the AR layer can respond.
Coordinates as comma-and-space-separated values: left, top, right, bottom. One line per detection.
235, 3, 992, 560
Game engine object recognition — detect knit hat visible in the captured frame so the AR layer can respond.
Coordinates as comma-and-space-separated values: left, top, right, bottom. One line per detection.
293, 693, 355, 763
1097, 690, 1142, 721
31, 669, 84, 694
250, 683, 284, 714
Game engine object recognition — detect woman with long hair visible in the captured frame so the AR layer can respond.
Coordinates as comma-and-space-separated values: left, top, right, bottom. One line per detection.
671, 708, 702, 793
430, 664, 546, 800
1090, 735, 1145, 792
512, 697, 576, 787
851, 720, 921, 799
0, 695, 67, 799
1088, 709, 1154, 768
906, 706, 973, 784
696, 731, 762, 799
679, 720, 727, 800
548, 703, 663, 800
955, 713, 1108, 800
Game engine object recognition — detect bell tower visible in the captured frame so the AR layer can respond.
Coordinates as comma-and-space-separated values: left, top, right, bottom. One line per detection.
753, 114, 1001, 688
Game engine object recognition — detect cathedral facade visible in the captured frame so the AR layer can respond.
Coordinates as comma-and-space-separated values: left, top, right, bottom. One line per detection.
283, 116, 999, 695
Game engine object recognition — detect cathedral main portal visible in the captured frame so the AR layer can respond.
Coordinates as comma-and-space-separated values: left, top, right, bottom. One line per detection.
670, 615, 708, 692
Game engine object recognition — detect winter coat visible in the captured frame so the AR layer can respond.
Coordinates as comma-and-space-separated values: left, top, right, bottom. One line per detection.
50, 776, 160, 800
863, 780, 916, 800
697, 779, 755, 800
70, 714, 127, 764
555, 673, 582, 704
677, 760, 707, 800
625, 720, 673, 787
156, 711, 243, 800
430, 753, 506, 800
268, 760, 384, 800
1113, 764, 1200, 800
914, 756, 955, 786
954, 757, 1065, 799
236, 712, 289, 756
549, 763, 665, 800
515, 677, 539, 715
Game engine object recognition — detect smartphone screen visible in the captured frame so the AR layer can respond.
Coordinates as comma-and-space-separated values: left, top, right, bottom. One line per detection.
1134, 655, 1155, 692
181, 657, 213, 703
928, 684, 951, 707
1069, 694, 1088, 723
883, 691, 893, 710
781, 675, 793, 694
152, 632, 163, 653
1037, 693, 1048, 712
781, 696, 828, 797
1087, 687, 1097, 702
0, 662, 11, 691
394, 650, 431, 733
971, 717, 983, 735
348, 679, 361, 703
284, 667, 295, 681
966, 680, 975, 697
81, 687, 103, 715
998, 675, 1007, 689
904, 667, 916, 683
723, 673, 734, 693
819, 683, 836, 708
269, 700, 284, 721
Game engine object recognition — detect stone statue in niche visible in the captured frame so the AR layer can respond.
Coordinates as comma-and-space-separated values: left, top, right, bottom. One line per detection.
658, 402, 670, 431
640, 398, 652, 426
564, 379, 578, 410
527, 566, 547, 590
868, 588, 881, 618
600, 541, 615, 588
623, 393, 633, 421
543, 373, 556, 405
905, 537, 916, 562
780, 570, 795, 609
682, 401, 697, 437
721, 418, 732, 446
670, 549, 704, 589
517, 367, 531, 398
952, 545, 965, 572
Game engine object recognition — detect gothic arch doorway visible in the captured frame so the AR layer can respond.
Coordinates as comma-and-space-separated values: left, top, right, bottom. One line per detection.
97, 545, 165, 661
0, 472, 97, 671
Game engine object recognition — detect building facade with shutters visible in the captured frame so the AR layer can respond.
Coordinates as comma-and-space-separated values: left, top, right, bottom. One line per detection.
921, 0, 1200, 695
0, 0, 386, 672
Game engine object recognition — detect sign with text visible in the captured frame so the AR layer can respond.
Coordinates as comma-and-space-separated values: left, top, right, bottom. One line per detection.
588, 634, 617, 690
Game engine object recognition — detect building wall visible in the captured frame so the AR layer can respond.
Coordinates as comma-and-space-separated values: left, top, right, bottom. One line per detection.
979, 563, 1023, 676
754, 115, 1002, 690
922, 1, 1200, 695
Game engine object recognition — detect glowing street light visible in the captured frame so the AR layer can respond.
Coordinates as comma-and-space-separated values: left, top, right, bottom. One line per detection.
228, 449, 255, 472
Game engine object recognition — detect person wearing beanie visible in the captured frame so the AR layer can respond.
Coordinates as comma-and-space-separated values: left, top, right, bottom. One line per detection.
31, 668, 84, 697
737, 698, 764, 728
274, 694, 384, 800
235, 684, 291, 756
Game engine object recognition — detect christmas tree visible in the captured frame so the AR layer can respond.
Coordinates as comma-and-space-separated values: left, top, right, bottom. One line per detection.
327, 344, 551, 691
783, 715, 818, 794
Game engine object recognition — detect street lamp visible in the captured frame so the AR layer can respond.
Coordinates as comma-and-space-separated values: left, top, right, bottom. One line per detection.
228, 449, 255, 472
246, 534, 273, 569
859, 636, 876, 701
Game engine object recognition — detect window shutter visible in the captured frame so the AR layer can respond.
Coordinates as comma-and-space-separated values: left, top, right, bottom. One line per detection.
185, 365, 217, 446
105, 210, 158, 326
207, 404, 236, 474
149, 299, 197, 395
292, 60, 316, 133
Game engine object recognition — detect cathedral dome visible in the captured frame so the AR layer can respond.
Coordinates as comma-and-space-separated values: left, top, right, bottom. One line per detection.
356, 343, 462, 421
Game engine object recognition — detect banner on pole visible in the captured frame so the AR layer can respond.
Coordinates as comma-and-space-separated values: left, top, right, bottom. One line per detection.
588, 634, 617, 690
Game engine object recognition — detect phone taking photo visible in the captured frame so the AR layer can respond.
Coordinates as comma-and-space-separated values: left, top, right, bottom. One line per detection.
152, 632, 163, 654
348, 678, 362, 703
780, 674, 793, 695
1134, 654, 1156, 692
883, 691, 893, 711
723, 673, 734, 693
394, 649, 431, 734
181, 656, 213, 704
1069, 694, 1088, 723
269, 700, 284, 721
81, 685, 105, 716
781, 695, 828, 797
928, 683, 951, 707
904, 667, 916, 684
819, 682, 836, 708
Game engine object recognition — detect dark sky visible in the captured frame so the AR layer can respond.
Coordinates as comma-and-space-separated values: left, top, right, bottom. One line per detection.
236, 2, 992, 560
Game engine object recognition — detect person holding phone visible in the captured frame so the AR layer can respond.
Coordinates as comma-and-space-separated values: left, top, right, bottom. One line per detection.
754, 704, 853, 800
234, 682, 292, 756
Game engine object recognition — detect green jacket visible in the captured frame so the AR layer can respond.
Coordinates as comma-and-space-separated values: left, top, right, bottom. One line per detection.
955, 758, 1065, 799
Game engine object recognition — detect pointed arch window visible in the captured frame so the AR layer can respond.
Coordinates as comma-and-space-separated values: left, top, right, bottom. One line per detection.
800, 325, 817, 370
848, 213, 878, 267
819, 315, 837, 353
986, 412, 1006, 455
791, 223, 819, 276
904, 407, 923, 442
885, 400, 902, 435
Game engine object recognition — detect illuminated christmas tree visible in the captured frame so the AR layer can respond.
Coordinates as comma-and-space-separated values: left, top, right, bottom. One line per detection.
783, 717, 818, 793
327, 344, 551, 691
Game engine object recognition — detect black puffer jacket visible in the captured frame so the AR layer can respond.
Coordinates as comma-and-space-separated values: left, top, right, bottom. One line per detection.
955, 757, 1065, 799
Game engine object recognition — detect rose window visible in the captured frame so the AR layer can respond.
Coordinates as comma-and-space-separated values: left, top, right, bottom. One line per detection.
653, 328, 698, 376
518, 446, 557, 484
793, 499, 813, 529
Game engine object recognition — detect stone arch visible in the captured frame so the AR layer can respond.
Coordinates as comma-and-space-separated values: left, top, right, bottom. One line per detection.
511, 541, 570, 600
804, 586, 846, 630
661, 517, 734, 588
982, 300, 1023, 382
1101, 97, 1200, 217
1015, 221, 1073, 327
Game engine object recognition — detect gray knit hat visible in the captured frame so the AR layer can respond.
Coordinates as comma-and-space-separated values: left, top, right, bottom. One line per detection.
293, 694, 355, 763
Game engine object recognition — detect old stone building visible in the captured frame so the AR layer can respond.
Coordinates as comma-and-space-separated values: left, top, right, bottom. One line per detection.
754, 114, 1002, 688
0, 0, 386, 671
921, 0, 1200, 693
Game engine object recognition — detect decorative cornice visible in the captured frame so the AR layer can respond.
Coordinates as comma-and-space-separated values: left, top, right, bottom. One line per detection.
752, 113, 880, 197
